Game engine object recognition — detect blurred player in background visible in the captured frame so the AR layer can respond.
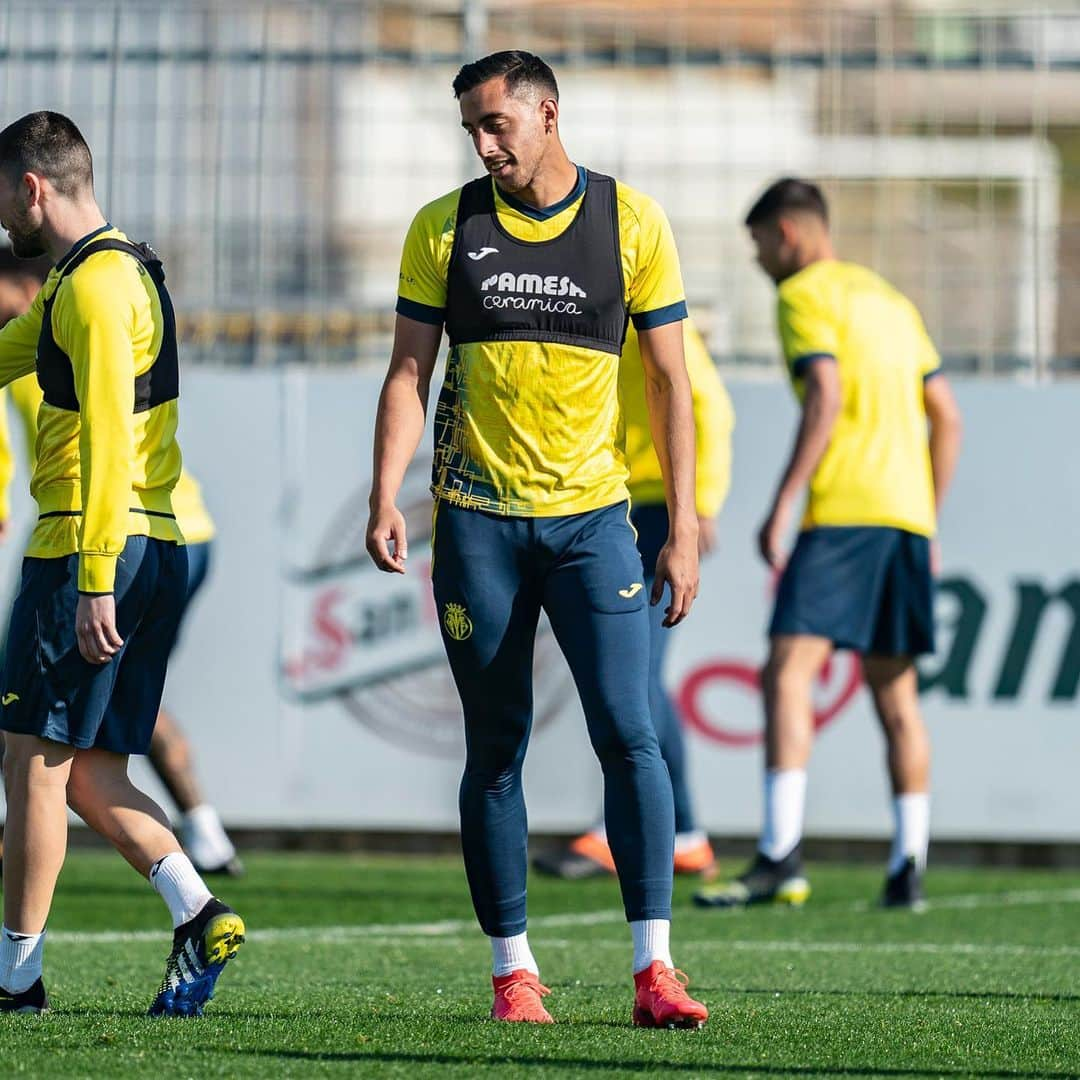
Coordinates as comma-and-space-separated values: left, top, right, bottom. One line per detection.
0, 249, 242, 879
534, 319, 733, 880
0, 111, 242, 1016
368, 52, 708, 1028
696, 178, 962, 912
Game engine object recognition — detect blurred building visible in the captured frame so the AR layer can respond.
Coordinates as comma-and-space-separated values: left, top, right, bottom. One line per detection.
2, 1, 1079, 373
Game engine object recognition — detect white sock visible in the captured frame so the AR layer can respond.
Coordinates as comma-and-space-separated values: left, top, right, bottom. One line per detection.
759, 768, 807, 862
0, 926, 45, 994
631, 919, 672, 974
890, 792, 930, 873
149, 852, 213, 929
490, 931, 539, 977
674, 829, 708, 854
179, 804, 237, 870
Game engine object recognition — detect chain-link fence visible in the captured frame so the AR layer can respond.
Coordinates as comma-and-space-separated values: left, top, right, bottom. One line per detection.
4, 1, 1080, 374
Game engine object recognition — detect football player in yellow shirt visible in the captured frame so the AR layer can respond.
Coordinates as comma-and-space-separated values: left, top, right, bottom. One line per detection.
367, 52, 707, 1028
534, 320, 733, 880
0, 248, 241, 880
0, 112, 242, 1016
696, 178, 962, 912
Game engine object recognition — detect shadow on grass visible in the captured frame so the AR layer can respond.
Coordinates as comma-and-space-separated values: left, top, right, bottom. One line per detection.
223, 1049, 1080, 1078
724, 986, 1080, 1005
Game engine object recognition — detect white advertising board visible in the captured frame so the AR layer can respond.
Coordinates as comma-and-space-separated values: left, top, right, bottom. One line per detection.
2, 374, 1076, 841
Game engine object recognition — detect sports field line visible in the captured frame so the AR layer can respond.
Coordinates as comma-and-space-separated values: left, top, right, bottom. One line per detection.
539, 939, 1080, 958
846, 886, 1080, 913
47, 909, 623, 946
46, 886, 1080, 947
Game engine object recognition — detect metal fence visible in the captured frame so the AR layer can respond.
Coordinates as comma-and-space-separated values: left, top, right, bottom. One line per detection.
3, 0, 1080, 375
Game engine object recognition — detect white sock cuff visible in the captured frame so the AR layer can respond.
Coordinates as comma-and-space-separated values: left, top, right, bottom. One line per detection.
760, 768, 807, 862
490, 931, 539, 977
631, 919, 672, 974
891, 791, 931, 872
149, 852, 213, 928
0, 926, 46, 994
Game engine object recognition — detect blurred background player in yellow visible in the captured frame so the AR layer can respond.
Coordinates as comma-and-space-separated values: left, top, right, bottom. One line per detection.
696, 178, 962, 912
534, 319, 733, 880
0, 247, 241, 879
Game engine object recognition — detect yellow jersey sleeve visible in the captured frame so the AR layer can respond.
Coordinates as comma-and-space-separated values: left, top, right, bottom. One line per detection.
8, 373, 42, 469
0, 388, 14, 521
910, 301, 941, 377
396, 190, 459, 325
0, 286, 44, 388
617, 184, 687, 329
777, 285, 840, 382
52, 253, 139, 593
684, 323, 735, 518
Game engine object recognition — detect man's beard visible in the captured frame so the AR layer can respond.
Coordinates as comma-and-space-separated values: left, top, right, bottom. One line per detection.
10, 227, 46, 259
7, 204, 46, 259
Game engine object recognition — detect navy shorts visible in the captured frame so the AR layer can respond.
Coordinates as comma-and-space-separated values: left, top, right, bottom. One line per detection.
630, 502, 667, 581
770, 526, 935, 656
166, 539, 212, 655
0, 536, 189, 755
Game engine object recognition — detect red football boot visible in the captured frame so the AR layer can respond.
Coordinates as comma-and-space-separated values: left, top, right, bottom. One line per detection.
632, 961, 708, 1029
491, 969, 554, 1023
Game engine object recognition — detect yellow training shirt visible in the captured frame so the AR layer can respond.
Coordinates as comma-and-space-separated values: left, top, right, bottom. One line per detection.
777, 259, 939, 537
0, 226, 183, 592
169, 468, 215, 545
397, 168, 687, 516
0, 370, 215, 545
619, 321, 734, 519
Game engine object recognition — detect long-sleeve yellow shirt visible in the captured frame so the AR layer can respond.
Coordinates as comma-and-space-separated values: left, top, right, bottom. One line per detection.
0, 226, 183, 592
0, 371, 214, 545
619, 319, 734, 519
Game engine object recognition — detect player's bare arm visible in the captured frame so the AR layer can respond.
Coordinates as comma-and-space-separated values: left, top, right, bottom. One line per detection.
638, 319, 698, 627
923, 374, 962, 510
923, 373, 962, 573
366, 313, 442, 573
758, 358, 840, 569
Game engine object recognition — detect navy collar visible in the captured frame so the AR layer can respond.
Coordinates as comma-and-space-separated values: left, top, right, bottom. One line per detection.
495, 165, 587, 222
55, 223, 112, 273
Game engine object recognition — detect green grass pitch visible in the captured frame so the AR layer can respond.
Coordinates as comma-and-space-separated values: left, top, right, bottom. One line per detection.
0, 852, 1077, 1077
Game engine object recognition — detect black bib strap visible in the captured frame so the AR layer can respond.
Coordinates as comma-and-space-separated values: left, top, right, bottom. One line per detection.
37, 238, 180, 414
444, 170, 628, 355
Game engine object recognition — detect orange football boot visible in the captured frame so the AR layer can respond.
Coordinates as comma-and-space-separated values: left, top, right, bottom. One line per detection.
491, 969, 554, 1023
632, 961, 708, 1029
673, 837, 717, 878
567, 832, 617, 874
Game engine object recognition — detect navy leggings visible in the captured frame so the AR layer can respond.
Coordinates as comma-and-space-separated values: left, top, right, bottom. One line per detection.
632, 503, 697, 834
432, 500, 675, 936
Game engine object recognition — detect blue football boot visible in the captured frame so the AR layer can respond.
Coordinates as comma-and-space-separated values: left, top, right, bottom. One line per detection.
149, 897, 245, 1017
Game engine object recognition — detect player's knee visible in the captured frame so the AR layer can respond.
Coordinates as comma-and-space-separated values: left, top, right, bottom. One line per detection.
591, 711, 659, 768
150, 724, 191, 772
463, 736, 526, 785
877, 702, 925, 741
65, 763, 95, 818
764, 653, 814, 701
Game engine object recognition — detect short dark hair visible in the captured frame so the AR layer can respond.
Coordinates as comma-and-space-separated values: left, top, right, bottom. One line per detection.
0, 246, 49, 282
0, 111, 94, 197
452, 50, 559, 102
744, 178, 828, 227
